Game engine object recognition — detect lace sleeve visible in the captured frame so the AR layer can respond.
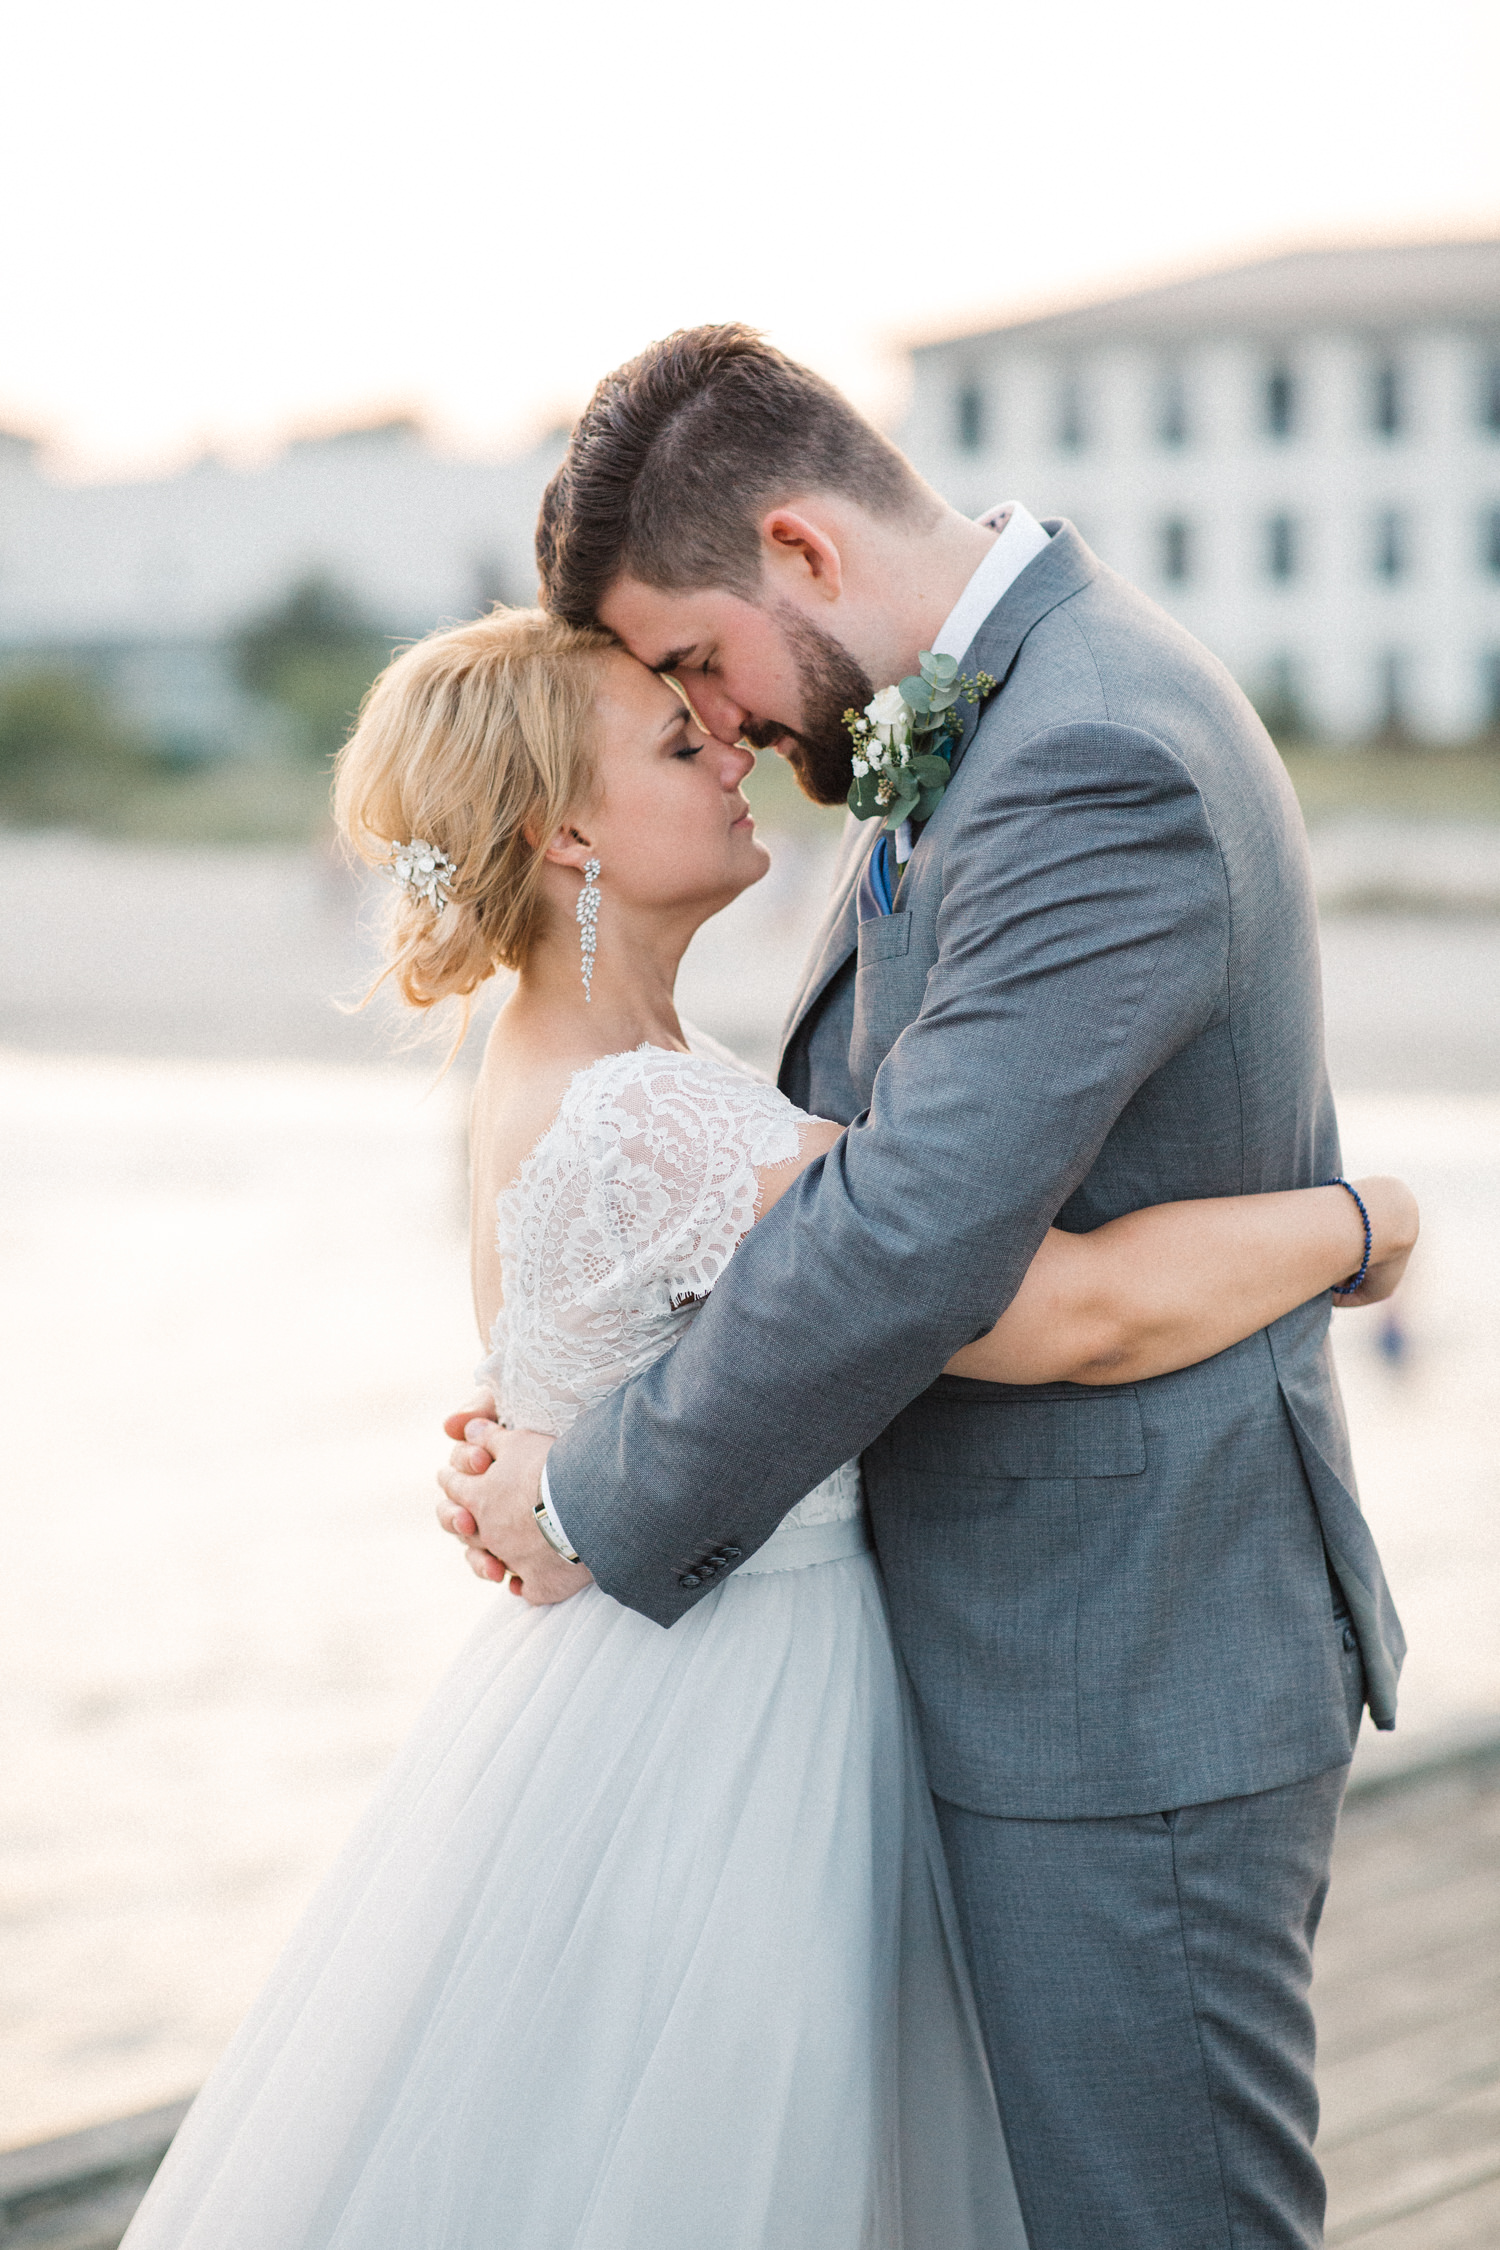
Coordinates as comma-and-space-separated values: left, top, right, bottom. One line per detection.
573, 1048, 805, 1307
487, 1046, 816, 1432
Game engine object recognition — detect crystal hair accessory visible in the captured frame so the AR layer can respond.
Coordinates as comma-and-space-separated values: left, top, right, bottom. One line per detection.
577, 858, 601, 1001
387, 839, 457, 913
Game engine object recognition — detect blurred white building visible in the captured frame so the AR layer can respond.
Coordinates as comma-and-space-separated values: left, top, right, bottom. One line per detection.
902, 240, 1500, 742
0, 419, 565, 752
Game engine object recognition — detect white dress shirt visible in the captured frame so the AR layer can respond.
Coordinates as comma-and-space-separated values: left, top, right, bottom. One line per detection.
930, 500, 1051, 664
886, 500, 1050, 863
537, 503, 1053, 1553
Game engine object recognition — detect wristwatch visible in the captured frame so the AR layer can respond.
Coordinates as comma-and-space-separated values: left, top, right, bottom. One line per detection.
532, 1495, 581, 1564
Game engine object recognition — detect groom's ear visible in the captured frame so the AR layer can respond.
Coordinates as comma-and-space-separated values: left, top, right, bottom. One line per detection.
760, 509, 845, 602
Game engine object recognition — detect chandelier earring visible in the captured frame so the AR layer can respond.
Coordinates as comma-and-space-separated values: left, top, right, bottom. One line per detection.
576, 858, 601, 1002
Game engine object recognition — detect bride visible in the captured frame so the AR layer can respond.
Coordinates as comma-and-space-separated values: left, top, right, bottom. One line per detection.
123, 607, 1416, 2248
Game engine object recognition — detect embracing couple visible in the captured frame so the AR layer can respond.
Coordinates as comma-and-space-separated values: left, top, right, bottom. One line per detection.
126, 327, 1412, 2250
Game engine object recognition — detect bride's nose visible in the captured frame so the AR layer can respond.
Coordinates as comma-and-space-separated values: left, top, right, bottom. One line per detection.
715, 738, 757, 791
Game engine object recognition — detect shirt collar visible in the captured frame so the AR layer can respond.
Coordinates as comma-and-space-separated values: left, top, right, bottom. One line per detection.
930, 501, 1052, 666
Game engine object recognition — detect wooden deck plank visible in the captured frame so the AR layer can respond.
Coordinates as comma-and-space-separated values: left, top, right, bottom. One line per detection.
1327, 2160, 1500, 2247
1314, 1942, 1500, 2067
1318, 2010, 1500, 2148
1323, 2078, 1500, 2229
3, 1751, 1496, 2249
1320, 1750, 1500, 2246
1314, 1865, 1500, 1985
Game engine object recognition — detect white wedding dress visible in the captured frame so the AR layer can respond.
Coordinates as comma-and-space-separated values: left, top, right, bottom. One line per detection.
124, 1043, 1025, 2249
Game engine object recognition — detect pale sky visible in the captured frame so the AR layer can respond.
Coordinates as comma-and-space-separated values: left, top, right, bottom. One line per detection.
3, 0, 1497, 479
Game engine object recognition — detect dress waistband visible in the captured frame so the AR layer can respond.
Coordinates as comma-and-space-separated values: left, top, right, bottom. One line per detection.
734, 1513, 873, 1576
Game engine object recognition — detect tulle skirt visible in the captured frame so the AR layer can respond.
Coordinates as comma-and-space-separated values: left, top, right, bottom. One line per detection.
122, 1523, 1024, 2248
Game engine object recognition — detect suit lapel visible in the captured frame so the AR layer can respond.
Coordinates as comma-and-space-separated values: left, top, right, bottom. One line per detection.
780, 817, 878, 1054
946, 520, 1100, 781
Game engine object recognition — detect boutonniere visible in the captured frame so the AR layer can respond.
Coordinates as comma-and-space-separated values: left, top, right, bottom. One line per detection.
845, 651, 997, 830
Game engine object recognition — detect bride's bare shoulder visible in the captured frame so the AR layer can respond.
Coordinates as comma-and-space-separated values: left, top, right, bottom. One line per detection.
469, 1012, 589, 1188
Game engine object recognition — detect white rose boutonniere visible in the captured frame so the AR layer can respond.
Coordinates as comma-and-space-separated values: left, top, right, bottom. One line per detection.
845, 650, 997, 830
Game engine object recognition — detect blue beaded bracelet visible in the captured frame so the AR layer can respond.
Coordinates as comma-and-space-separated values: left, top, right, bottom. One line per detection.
1323, 1177, 1373, 1295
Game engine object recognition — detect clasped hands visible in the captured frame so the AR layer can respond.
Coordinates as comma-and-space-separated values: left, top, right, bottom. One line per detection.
435, 1393, 593, 1605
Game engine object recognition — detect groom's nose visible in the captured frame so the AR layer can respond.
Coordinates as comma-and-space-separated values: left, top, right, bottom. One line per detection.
679, 669, 747, 742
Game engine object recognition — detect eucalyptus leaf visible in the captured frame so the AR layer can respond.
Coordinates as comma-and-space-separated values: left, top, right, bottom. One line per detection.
923, 652, 959, 684
909, 754, 951, 784
899, 676, 932, 713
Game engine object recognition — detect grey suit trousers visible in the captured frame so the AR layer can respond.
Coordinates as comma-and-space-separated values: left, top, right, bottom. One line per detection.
935, 1643, 1364, 2250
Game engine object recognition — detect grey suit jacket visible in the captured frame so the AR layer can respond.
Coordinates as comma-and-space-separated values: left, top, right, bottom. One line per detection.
546, 522, 1404, 1819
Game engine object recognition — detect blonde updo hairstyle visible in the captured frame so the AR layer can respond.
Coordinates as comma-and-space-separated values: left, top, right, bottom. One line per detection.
334, 607, 615, 1013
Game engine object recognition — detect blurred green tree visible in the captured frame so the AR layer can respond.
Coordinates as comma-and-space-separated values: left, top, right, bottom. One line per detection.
230, 577, 390, 761
0, 665, 157, 823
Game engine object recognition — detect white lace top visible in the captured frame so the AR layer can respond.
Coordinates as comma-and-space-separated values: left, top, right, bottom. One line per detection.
476, 1042, 863, 1531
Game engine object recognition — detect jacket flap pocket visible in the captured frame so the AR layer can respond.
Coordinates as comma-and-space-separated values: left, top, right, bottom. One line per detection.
857, 911, 911, 964
921, 1381, 1146, 1478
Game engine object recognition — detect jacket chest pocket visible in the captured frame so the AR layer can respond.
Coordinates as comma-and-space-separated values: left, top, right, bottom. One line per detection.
851, 912, 924, 1095
857, 911, 911, 965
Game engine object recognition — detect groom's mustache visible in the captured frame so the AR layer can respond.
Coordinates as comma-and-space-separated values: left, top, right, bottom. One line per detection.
743, 720, 859, 808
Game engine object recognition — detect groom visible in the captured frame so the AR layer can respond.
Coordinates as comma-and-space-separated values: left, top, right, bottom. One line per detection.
440, 326, 1403, 2248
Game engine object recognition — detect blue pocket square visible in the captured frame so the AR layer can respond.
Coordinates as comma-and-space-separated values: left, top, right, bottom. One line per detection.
857, 833, 897, 923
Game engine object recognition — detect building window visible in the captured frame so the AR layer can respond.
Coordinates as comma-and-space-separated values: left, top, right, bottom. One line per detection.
1484, 506, 1500, 576
954, 383, 987, 453
1372, 359, 1404, 438
1484, 652, 1500, 731
1266, 514, 1299, 582
1373, 509, 1408, 581
1160, 517, 1193, 583
1264, 364, 1296, 439
1482, 360, 1500, 435
1156, 370, 1189, 447
1375, 650, 1409, 736
1256, 654, 1306, 738
1056, 372, 1086, 451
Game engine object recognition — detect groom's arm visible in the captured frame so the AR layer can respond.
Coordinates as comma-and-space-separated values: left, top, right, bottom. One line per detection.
547, 721, 1229, 1626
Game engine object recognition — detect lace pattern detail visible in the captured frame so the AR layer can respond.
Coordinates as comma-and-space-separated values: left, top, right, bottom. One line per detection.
476, 1048, 857, 1529
781, 1457, 864, 1529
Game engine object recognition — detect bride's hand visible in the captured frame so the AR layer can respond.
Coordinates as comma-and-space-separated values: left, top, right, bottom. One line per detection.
443, 1388, 498, 1458
436, 1421, 592, 1605
438, 1388, 500, 1548
1332, 1175, 1419, 1308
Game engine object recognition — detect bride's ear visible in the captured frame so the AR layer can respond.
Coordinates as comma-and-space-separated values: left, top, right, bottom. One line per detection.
531, 821, 595, 872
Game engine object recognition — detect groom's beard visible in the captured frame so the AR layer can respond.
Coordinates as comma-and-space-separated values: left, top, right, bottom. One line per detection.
743, 608, 873, 806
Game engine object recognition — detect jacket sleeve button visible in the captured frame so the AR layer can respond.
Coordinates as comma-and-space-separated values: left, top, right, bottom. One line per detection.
678, 1572, 702, 1589
724, 1545, 742, 1561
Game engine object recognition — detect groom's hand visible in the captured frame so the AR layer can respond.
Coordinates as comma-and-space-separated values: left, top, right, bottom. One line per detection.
436, 1411, 590, 1606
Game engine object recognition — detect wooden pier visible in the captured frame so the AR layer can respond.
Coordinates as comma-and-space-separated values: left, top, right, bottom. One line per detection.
3, 1747, 1496, 2250
1317, 1747, 1500, 2245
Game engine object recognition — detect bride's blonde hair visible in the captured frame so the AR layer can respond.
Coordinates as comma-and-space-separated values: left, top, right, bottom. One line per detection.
334, 606, 615, 1011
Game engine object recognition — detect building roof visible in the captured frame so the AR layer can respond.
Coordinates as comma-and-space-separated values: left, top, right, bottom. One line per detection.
914, 239, 1500, 357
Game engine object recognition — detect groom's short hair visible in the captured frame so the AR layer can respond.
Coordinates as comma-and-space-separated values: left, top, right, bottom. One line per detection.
536, 324, 937, 625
